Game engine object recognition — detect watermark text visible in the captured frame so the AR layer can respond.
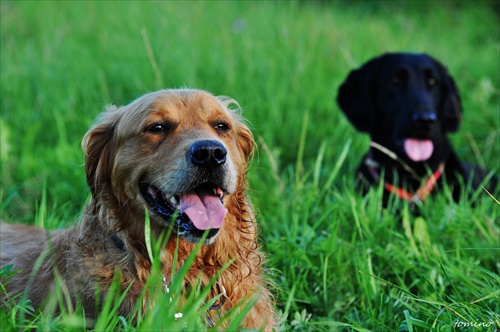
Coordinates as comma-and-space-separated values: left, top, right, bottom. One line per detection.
453, 319, 496, 328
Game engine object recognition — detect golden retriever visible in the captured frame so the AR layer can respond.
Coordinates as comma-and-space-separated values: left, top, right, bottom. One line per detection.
0, 89, 277, 330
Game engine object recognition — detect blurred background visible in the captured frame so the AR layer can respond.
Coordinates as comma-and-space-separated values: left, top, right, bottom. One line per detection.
1, 1, 498, 330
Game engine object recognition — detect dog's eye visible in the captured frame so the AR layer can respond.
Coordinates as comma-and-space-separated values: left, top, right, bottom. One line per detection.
214, 121, 230, 132
389, 69, 408, 87
424, 69, 438, 88
390, 77, 401, 86
147, 124, 168, 134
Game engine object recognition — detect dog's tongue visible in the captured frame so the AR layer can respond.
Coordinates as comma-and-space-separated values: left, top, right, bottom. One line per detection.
180, 187, 227, 230
404, 139, 434, 162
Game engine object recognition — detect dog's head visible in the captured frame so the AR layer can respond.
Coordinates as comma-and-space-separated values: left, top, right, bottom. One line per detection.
337, 53, 462, 164
82, 89, 254, 244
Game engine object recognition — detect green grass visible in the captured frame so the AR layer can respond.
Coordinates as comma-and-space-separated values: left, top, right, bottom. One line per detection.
1, 1, 499, 331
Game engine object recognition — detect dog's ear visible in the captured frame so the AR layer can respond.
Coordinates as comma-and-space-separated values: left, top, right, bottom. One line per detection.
82, 106, 120, 197
235, 121, 255, 160
336, 56, 381, 133
430, 57, 463, 133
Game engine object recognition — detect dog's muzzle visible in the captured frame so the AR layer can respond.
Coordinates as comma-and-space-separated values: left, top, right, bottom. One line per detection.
140, 140, 232, 244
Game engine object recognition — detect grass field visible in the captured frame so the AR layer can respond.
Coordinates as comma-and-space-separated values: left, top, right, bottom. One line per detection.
1, 1, 499, 331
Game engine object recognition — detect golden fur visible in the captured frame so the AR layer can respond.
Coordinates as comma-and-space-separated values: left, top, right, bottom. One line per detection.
0, 89, 277, 330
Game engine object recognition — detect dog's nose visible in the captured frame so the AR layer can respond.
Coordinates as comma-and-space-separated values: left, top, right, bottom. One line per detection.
189, 140, 227, 169
412, 112, 437, 124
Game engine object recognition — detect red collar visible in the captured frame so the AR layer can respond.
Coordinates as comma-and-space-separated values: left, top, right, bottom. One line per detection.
365, 155, 445, 206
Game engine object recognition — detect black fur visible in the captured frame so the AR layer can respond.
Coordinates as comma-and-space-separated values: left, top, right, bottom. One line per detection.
337, 52, 496, 204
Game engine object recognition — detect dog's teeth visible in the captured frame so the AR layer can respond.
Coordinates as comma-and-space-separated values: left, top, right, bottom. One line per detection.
170, 196, 178, 206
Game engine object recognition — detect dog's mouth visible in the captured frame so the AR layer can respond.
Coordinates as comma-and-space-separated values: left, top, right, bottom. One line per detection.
402, 138, 434, 162
139, 181, 227, 243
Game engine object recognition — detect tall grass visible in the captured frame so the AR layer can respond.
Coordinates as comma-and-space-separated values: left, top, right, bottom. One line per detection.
1, 1, 499, 330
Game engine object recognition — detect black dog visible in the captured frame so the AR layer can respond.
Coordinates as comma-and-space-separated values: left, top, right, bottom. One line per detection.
337, 52, 496, 206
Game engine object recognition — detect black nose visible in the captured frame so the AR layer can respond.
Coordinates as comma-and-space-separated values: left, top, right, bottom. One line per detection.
412, 112, 437, 124
189, 140, 227, 169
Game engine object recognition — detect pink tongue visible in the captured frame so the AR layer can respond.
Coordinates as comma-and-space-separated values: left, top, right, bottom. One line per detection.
404, 139, 434, 162
180, 187, 227, 230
